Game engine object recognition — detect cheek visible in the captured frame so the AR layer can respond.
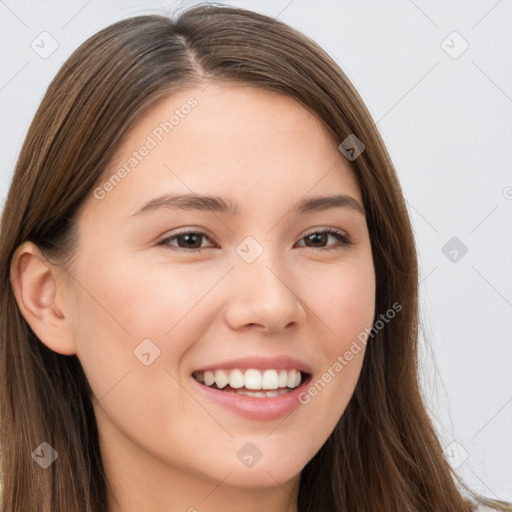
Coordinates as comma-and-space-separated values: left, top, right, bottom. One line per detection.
73, 249, 218, 342
304, 257, 376, 350
295, 258, 375, 432
70, 251, 226, 402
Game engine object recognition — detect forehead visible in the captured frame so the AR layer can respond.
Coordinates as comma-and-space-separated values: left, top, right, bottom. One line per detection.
87, 82, 363, 220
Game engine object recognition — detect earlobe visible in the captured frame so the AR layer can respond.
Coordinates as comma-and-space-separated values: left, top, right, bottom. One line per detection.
10, 241, 77, 355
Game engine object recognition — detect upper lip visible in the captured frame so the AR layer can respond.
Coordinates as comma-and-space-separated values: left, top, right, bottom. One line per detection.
192, 355, 313, 375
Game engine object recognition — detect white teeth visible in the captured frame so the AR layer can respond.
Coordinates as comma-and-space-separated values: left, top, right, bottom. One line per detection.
228, 369, 244, 389
204, 371, 215, 386
235, 388, 291, 397
240, 391, 266, 397
262, 369, 279, 389
194, 368, 305, 391
214, 370, 229, 389
244, 369, 262, 390
286, 369, 297, 388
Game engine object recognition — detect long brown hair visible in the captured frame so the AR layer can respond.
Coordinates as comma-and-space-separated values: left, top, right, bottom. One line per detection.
0, 4, 510, 511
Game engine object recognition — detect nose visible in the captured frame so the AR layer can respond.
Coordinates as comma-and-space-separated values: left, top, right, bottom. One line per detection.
223, 251, 307, 333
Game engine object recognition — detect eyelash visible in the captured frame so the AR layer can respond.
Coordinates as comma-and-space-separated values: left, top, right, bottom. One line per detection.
158, 227, 354, 253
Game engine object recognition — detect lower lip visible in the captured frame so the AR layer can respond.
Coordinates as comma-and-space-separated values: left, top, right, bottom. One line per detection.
192, 375, 311, 421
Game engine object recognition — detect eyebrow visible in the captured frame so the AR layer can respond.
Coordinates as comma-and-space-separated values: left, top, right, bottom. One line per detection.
130, 193, 365, 217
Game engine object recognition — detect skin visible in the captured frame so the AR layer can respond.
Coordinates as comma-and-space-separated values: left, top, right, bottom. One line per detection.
11, 82, 376, 512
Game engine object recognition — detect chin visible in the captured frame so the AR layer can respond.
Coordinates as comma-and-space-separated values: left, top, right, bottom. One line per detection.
221, 463, 303, 489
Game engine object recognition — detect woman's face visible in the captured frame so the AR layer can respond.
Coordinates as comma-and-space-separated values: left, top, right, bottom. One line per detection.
63, 83, 375, 503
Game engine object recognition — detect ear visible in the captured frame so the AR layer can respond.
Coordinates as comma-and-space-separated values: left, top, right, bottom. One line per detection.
10, 241, 77, 355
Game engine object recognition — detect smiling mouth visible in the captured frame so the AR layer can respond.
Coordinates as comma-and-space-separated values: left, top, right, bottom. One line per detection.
192, 368, 310, 397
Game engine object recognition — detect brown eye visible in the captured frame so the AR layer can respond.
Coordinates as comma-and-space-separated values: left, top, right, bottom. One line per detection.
159, 230, 217, 252
296, 229, 353, 251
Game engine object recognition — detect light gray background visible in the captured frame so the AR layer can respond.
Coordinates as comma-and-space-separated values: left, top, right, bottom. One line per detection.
1, 0, 511, 502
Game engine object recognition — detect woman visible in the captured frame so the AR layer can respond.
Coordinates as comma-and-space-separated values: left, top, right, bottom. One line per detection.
0, 4, 510, 511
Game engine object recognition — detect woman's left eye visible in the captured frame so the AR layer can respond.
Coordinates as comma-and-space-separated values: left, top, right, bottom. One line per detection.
295, 229, 353, 251
159, 231, 217, 252
158, 228, 353, 253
